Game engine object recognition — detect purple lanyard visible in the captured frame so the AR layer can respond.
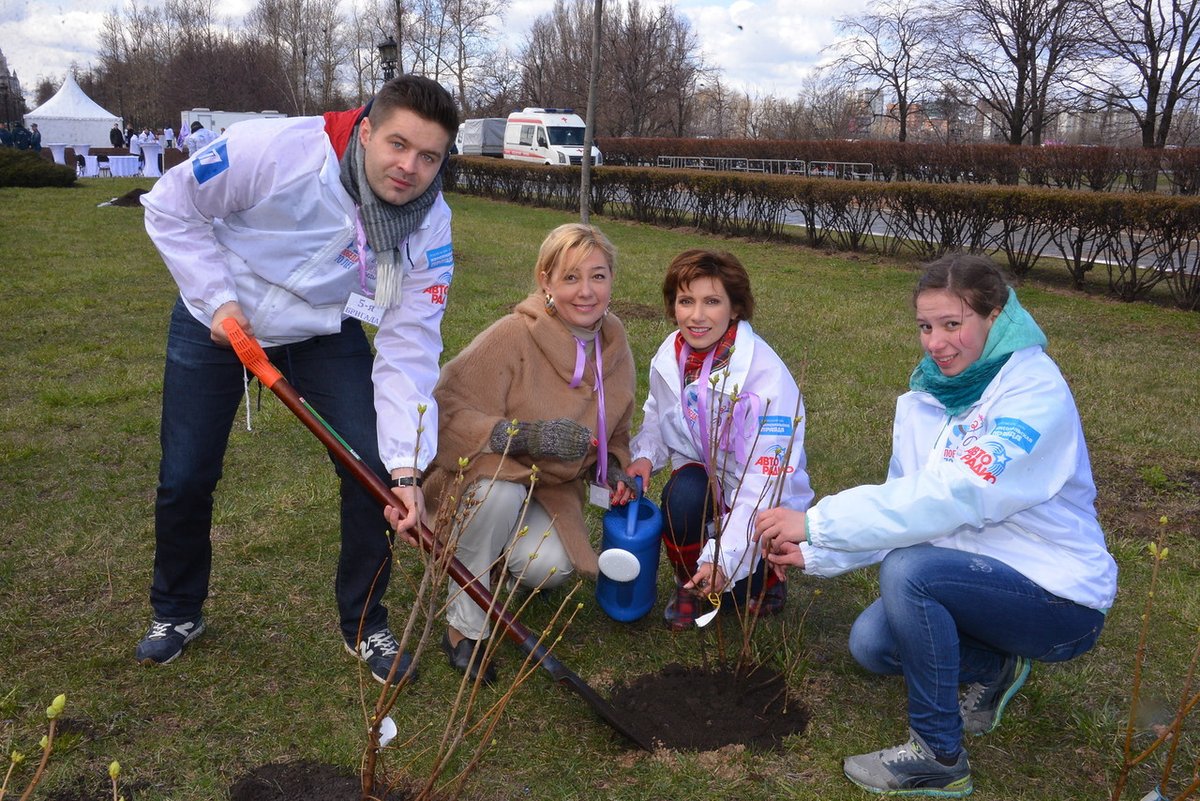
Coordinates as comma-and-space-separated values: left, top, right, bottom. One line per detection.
570, 335, 608, 486
678, 343, 717, 469
354, 212, 373, 298
677, 344, 760, 466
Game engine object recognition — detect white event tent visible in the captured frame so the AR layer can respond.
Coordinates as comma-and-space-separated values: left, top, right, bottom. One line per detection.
24, 74, 122, 148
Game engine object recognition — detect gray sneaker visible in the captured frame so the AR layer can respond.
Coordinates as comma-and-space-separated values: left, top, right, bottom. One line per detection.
960, 654, 1031, 735
344, 627, 418, 685
136, 616, 206, 665
843, 729, 973, 797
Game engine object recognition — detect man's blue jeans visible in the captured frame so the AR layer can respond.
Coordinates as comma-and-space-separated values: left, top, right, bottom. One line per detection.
848, 543, 1105, 757
151, 299, 393, 643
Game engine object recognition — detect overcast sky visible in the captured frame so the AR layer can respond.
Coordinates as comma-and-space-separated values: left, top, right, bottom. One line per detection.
1, 0, 860, 104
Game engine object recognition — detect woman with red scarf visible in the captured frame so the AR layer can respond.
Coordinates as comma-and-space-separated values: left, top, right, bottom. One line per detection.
625, 249, 813, 629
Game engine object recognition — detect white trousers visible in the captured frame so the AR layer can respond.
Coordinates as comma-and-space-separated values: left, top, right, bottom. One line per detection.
446, 479, 574, 640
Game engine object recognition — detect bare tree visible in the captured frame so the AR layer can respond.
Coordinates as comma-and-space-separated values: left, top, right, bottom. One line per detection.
519, 0, 706, 136
467, 48, 524, 115
603, 0, 703, 136
800, 70, 863, 139
308, 0, 356, 109
581, 0, 602, 222
928, 0, 1088, 144
693, 73, 731, 138
442, 0, 509, 111
1074, 0, 1200, 148
829, 0, 935, 141
407, 0, 451, 81
520, 0, 594, 111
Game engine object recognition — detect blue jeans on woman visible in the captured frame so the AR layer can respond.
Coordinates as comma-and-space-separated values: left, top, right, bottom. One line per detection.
151, 298, 394, 644
848, 543, 1106, 757
660, 463, 772, 601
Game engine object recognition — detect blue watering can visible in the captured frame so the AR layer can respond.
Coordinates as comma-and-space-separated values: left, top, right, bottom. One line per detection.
596, 476, 662, 622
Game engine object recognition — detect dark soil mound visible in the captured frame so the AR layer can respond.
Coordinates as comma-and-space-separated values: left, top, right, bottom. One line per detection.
229, 761, 413, 801
108, 188, 148, 207
608, 662, 808, 751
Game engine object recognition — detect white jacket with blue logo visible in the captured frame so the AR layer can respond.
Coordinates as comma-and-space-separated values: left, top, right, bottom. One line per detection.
631, 322, 814, 584
800, 346, 1117, 611
141, 115, 453, 473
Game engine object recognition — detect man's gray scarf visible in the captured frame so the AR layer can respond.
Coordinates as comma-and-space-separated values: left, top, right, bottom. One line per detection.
339, 123, 442, 308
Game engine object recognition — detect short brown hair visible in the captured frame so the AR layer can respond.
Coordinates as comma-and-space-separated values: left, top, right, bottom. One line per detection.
914, 252, 1010, 317
661, 249, 754, 321
368, 74, 460, 142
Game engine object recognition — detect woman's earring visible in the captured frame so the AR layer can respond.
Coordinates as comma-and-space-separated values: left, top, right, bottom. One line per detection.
544, 293, 557, 316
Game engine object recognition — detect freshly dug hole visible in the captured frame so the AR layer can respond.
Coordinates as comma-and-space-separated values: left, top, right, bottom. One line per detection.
608, 662, 808, 751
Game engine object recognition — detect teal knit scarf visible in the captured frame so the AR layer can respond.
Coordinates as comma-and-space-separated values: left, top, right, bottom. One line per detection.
909, 288, 1048, 416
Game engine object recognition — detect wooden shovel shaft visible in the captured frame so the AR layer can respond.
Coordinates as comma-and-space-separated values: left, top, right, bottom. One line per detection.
220, 319, 651, 751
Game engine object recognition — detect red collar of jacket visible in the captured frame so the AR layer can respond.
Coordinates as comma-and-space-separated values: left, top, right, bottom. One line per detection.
323, 105, 368, 158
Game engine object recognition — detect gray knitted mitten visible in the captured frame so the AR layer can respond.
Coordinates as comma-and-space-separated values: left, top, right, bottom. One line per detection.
604, 454, 628, 491
489, 418, 591, 461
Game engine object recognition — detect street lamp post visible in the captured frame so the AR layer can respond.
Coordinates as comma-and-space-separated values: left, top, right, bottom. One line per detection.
377, 36, 398, 83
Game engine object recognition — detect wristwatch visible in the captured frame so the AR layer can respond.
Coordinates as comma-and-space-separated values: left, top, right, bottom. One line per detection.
388, 475, 423, 488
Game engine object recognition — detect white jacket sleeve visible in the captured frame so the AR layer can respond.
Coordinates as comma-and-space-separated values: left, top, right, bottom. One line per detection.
702, 357, 814, 585
372, 199, 454, 472
629, 353, 673, 472
142, 132, 286, 318
806, 362, 1081, 556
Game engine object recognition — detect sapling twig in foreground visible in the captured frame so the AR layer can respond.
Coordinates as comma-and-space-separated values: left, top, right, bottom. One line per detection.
1111, 516, 1200, 801
691, 351, 808, 673
0, 692, 64, 801
356, 424, 587, 801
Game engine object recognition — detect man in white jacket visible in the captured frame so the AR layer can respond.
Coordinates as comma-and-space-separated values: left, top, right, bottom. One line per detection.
137, 75, 459, 685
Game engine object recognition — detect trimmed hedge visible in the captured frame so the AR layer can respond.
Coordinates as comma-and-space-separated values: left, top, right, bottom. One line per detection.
0, 148, 77, 188
448, 156, 1200, 311
596, 137, 1200, 196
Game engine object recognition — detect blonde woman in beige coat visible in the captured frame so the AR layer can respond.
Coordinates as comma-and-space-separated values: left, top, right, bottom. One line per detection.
422, 223, 637, 684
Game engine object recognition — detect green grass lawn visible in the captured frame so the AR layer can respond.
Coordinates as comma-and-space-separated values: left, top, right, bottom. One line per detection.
1, 179, 1198, 800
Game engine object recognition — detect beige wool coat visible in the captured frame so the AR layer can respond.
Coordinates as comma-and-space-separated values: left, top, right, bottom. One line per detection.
424, 292, 636, 578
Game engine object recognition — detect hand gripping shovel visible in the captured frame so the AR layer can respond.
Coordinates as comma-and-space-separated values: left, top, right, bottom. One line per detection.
221, 319, 652, 751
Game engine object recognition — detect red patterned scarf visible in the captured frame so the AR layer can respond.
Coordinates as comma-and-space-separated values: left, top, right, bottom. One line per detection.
675, 321, 739, 385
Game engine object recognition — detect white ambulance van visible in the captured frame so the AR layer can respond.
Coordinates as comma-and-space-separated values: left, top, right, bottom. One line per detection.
502, 107, 603, 166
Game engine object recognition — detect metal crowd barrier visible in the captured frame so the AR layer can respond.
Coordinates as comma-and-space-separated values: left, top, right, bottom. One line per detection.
655, 155, 874, 180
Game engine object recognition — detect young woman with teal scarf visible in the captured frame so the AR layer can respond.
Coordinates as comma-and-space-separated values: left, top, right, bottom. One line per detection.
756, 253, 1116, 798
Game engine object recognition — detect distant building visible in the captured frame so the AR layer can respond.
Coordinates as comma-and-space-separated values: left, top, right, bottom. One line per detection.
0, 49, 25, 126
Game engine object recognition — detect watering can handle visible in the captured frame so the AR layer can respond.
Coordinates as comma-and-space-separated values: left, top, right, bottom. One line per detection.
625, 475, 643, 538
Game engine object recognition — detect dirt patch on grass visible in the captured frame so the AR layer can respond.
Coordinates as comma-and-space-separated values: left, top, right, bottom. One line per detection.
229, 761, 414, 801
607, 662, 808, 752
609, 299, 664, 321
103, 188, 149, 207
1093, 458, 1200, 542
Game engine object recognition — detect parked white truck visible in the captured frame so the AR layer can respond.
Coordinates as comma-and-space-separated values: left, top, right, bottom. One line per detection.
502, 107, 602, 166
456, 117, 506, 156
180, 108, 286, 136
